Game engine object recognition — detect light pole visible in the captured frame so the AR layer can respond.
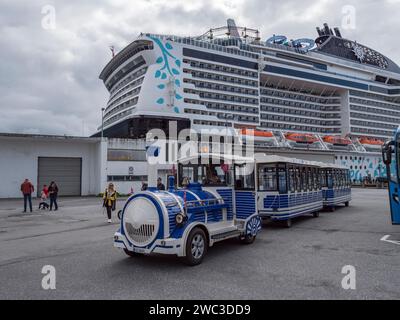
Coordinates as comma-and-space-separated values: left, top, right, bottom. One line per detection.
101, 107, 105, 139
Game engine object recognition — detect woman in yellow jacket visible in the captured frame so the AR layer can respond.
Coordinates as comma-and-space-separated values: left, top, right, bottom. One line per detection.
103, 183, 117, 223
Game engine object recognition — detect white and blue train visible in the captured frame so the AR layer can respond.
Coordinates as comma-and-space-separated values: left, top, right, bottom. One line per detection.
114, 154, 262, 266
319, 163, 352, 212
252, 155, 324, 228
114, 153, 351, 264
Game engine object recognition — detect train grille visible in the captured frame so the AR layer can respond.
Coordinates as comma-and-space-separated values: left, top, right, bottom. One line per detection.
125, 222, 155, 244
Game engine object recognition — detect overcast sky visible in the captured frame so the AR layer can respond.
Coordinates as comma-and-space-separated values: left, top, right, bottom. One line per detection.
0, 0, 399, 136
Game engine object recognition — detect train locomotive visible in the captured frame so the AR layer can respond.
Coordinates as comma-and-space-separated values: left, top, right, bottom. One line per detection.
114, 154, 262, 266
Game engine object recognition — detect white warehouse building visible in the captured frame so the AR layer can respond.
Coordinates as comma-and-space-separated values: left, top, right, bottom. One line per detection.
0, 133, 174, 198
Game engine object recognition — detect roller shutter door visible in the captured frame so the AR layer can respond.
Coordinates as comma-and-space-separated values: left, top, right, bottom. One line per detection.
38, 157, 82, 196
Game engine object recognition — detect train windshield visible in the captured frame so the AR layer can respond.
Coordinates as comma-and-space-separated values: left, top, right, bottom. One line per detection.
234, 164, 255, 190
178, 162, 233, 187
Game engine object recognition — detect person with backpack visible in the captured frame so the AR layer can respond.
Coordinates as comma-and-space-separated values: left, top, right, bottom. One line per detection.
103, 183, 117, 223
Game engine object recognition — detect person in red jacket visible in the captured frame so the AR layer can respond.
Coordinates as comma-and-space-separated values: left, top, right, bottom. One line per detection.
20, 178, 34, 213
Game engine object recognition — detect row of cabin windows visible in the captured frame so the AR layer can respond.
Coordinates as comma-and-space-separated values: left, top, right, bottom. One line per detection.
261, 83, 340, 103
350, 111, 400, 124
184, 98, 259, 114
261, 113, 340, 126
183, 88, 259, 105
260, 97, 340, 112
182, 68, 258, 87
105, 87, 141, 117
260, 88, 341, 104
260, 105, 340, 119
184, 78, 258, 96
182, 59, 258, 78
350, 126, 392, 137
260, 121, 341, 133
350, 103, 400, 118
109, 67, 147, 99
350, 91, 398, 109
350, 119, 397, 130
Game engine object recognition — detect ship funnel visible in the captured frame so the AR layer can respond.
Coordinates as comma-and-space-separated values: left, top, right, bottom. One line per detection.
323, 23, 330, 35
334, 27, 342, 38
227, 18, 240, 38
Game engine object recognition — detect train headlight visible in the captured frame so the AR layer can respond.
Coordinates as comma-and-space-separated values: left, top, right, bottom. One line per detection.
175, 213, 185, 225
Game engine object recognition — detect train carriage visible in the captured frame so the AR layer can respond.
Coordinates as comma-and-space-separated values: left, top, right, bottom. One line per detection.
319, 163, 351, 211
253, 155, 323, 227
114, 153, 261, 266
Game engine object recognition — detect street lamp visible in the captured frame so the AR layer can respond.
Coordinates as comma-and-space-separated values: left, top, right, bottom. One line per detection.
101, 107, 105, 139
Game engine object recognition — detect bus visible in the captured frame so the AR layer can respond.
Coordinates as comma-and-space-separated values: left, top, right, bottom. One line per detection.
319, 163, 351, 211
382, 131, 400, 224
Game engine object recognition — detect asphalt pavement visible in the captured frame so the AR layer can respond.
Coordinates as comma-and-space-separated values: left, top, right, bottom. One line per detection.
0, 188, 399, 299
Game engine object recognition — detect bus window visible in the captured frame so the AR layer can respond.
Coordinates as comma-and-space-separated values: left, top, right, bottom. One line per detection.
320, 169, 327, 187
313, 167, 319, 190
342, 170, 345, 186
203, 163, 232, 186
234, 164, 255, 190
288, 166, 296, 192
308, 167, 313, 191
258, 164, 277, 191
301, 167, 307, 192
277, 164, 287, 194
296, 166, 302, 192
182, 166, 194, 184
327, 169, 333, 188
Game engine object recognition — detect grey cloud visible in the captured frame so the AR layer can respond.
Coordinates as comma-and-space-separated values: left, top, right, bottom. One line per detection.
0, 0, 399, 136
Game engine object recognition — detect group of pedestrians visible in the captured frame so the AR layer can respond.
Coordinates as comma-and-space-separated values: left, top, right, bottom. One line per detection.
20, 179, 58, 213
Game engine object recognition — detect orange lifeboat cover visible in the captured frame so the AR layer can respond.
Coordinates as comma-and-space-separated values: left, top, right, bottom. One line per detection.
240, 128, 274, 138
323, 135, 352, 145
285, 132, 318, 143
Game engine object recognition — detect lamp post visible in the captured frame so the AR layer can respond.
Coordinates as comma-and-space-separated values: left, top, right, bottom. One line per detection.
101, 107, 105, 139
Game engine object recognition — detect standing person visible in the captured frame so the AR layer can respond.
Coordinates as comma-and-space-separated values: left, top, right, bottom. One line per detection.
48, 181, 59, 211
141, 181, 148, 191
157, 177, 165, 191
20, 179, 34, 213
103, 183, 117, 223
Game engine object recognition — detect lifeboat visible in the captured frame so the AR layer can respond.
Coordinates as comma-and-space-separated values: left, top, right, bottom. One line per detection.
285, 132, 318, 144
240, 128, 274, 138
358, 137, 384, 146
323, 135, 352, 146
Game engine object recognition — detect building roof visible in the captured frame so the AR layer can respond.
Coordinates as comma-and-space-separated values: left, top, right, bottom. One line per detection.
0, 132, 103, 143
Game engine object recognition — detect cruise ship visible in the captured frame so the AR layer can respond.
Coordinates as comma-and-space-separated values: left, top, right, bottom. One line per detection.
95, 19, 400, 182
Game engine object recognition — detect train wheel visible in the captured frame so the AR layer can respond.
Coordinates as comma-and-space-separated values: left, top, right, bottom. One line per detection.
123, 248, 142, 257
345, 201, 349, 207
283, 219, 292, 228
184, 227, 207, 266
313, 211, 320, 218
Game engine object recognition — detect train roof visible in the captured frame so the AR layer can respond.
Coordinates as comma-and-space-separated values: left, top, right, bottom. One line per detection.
177, 153, 348, 170
177, 153, 253, 164
316, 161, 348, 170
254, 154, 322, 167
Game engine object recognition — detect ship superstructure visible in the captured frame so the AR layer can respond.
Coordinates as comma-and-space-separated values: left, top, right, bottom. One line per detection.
96, 19, 400, 181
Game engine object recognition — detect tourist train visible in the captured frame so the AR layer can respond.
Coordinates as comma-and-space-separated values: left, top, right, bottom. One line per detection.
114, 153, 351, 265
